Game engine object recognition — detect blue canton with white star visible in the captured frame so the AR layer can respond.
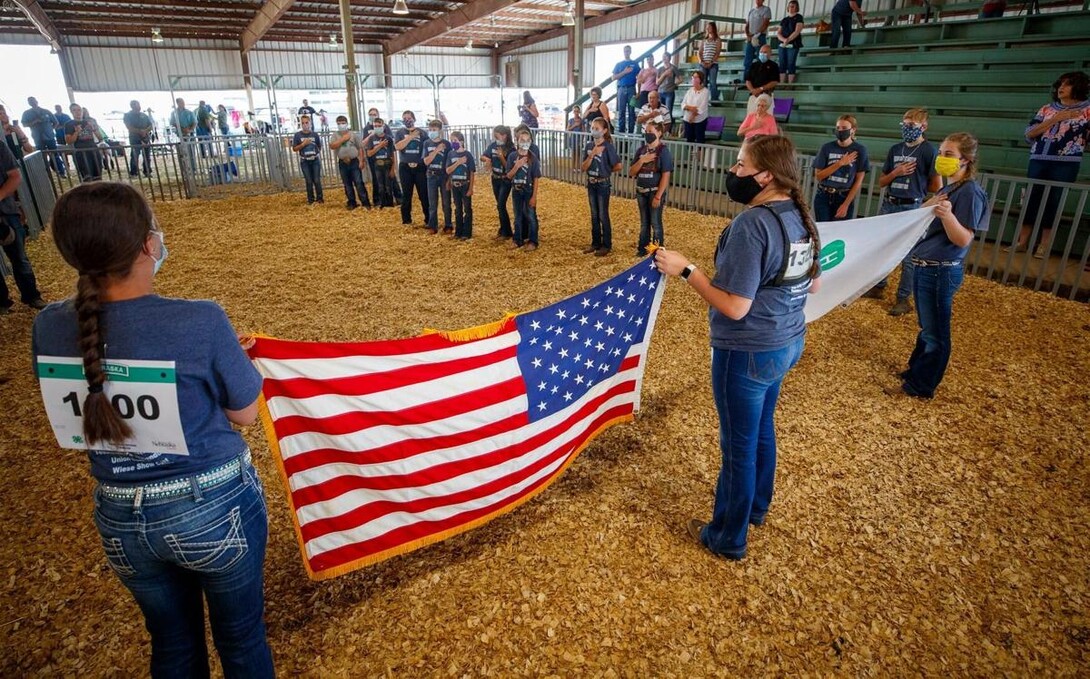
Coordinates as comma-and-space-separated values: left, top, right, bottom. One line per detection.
515, 258, 663, 422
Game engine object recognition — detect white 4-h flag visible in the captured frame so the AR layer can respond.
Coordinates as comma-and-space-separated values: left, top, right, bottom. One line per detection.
805, 206, 935, 322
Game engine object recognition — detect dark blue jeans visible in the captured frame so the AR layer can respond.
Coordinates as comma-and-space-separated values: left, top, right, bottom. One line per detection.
587, 181, 613, 249
299, 158, 323, 203
451, 181, 474, 238
512, 188, 539, 246
492, 177, 513, 238
659, 91, 676, 133
874, 200, 919, 299
779, 45, 799, 75
33, 130, 65, 175
129, 137, 152, 176
337, 158, 371, 208
813, 188, 854, 222
830, 8, 854, 48
616, 85, 636, 134
702, 62, 720, 102
373, 162, 395, 207
92, 459, 274, 678
701, 339, 805, 558
1023, 159, 1081, 251
636, 189, 666, 253
0, 214, 42, 307
426, 172, 452, 232
903, 263, 963, 398
399, 163, 429, 225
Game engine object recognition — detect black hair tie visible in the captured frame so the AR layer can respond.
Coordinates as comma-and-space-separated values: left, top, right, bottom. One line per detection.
87, 384, 104, 394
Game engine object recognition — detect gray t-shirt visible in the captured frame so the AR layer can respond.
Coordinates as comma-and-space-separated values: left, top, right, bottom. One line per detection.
747, 5, 773, 35
709, 200, 812, 352
335, 131, 366, 161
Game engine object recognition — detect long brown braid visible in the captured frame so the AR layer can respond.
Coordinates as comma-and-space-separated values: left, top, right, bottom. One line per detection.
52, 182, 156, 446
744, 135, 822, 278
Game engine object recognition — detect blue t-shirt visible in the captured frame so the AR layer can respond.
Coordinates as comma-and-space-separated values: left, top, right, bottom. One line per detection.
173, 108, 196, 134
396, 128, 425, 164
882, 140, 937, 200
633, 143, 675, 189
31, 296, 262, 485
709, 200, 813, 352
20, 106, 56, 138
424, 137, 450, 172
292, 131, 322, 160
481, 141, 512, 177
506, 150, 541, 190
910, 180, 989, 262
367, 134, 394, 162
613, 59, 641, 88
447, 148, 476, 181
583, 140, 620, 180
815, 140, 870, 190
833, 0, 857, 14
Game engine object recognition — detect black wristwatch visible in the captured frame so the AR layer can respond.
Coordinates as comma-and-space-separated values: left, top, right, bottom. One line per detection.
681, 264, 697, 280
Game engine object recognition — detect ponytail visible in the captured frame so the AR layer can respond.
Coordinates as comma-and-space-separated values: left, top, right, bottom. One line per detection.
789, 186, 822, 279
76, 273, 132, 446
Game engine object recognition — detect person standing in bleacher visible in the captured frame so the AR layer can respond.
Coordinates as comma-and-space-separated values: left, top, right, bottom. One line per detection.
776, 1, 805, 85
829, 0, 866, 49
812, 115, 870, 221
610, 45, 641, 135
657, 51, 680, 135
743, 0, 772, 83
699, 23, 723, 104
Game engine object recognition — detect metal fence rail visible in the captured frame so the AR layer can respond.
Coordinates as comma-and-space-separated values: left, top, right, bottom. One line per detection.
26, 126, 1090, 302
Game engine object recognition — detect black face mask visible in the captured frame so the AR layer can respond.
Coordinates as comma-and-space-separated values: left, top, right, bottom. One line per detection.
643, 132, 657, 144
835, 129, 852, 142
725, 170, 765, 205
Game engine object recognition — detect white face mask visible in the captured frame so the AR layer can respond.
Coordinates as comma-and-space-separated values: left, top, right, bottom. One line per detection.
338, 123, 349, 132
518, 142, 531, 152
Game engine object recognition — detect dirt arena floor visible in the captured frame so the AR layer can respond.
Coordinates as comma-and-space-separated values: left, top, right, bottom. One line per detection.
2, 179, 1089, 676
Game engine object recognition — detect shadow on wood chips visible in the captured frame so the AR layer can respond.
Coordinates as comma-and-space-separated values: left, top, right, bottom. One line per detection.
1, 179, 1088, 676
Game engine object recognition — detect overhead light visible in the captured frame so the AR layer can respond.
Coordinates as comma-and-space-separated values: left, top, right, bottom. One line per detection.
465, 38, 473, 51
562, 3, 575, 27
392, 0, 409, 15
151, 27, 164, 43
489, 15, 496, 26
329, 32, 338, 46
494, 41, 499, 48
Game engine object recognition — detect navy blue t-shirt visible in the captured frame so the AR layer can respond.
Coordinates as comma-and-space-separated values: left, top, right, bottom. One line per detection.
0, 143, 19, 215
482, 141, 512, 177
882, 140, 937, 200
583, 140, 620, 180
292, 131, 322, 160
31, 296, 262, 484
506, 150, 541, 190
396, 128, 425, 164
447, 148, 476, 181
815, 140, 870, 190
709, 200, 813, 351
424, 137, 450, 172
367, 134, 395, 162
910, 180, 989, 262
633, 143, 675, 189
833, 0, 857, 14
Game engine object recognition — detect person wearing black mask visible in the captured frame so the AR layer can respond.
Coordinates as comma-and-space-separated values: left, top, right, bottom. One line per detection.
812, 114, 870, 222
652, 135, 821, 561
394, 110, 429, 226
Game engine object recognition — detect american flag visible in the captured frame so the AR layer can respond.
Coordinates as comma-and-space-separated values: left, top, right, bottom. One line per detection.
249, 258, 665, 580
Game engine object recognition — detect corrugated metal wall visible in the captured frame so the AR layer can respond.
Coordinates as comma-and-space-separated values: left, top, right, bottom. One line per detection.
248, 42, 383, 90
390, 48, 495, 89
61, 44, 244, 92
507, 48, 596, 89
585, 1, 692, 44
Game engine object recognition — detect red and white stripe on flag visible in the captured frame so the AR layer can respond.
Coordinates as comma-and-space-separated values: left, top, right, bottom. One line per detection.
248, 258, 666, 580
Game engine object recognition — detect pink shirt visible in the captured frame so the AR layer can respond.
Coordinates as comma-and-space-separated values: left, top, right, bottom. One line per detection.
739, 112, 779, 138
638, 67, 659, 93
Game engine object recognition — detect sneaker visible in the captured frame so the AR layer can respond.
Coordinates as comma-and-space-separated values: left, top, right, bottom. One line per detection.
889, 299, 912, 317
686, 518, 705, 544
862, 286, 884, 300
26, 298, 47, 310
1033, 249, 1046, 260
582, 246, 598, 254
524, 243, 538, 252
594, 248, 611, 257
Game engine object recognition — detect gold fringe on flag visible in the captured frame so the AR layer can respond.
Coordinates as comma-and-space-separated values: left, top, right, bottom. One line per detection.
421, 312, 518, 342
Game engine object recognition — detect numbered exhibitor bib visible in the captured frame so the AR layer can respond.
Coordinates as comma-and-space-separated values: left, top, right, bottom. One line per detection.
37, 356, 189, 455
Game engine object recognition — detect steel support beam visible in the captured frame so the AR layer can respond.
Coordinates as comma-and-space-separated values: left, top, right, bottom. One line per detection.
499, 0, 683, 54
12, 0, 64, 52
241, 0, 297, 53
384, 0, 517, 55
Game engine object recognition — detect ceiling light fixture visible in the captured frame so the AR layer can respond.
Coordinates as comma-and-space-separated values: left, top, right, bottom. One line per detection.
151, 27, 164, 43
465, 38, 473, 51
329, 32, 338, 46
490, 15, 496, 26
561, 2, 575, 26
392, 0, 409, 15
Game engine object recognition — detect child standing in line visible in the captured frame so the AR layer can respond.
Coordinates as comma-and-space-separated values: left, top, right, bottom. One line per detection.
629, 120, 674, 256
480, 125, 514, 240
328, 114, 373, 211
423, 119, 452, 234
580, 117, 621, 257
291, 114, 323, 204
506, 128, 542, 251
445, 131, 476, 240
365, 117, 397, 208
812, 114, 870, 221
865, 107, 941, 315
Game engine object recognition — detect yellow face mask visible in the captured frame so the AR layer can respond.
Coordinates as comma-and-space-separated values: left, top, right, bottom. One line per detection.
935, 156, 962, 177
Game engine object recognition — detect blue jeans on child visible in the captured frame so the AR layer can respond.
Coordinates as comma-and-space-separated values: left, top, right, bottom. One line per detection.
636, 189, 666, 254
492, 177, 513, 238
337, 158, 371, 208
874, 199, 919, 300
511, 188, 539, 246
451, 180, 474, 238
299, 158, 323, 203
92, 457, 275, 678
813, 188, 854, 222
426, 171, 452, 232
587, 181, 613, 250
701, 338, 806, 559
0, 214, 42, 308
903, 263, 964, 398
